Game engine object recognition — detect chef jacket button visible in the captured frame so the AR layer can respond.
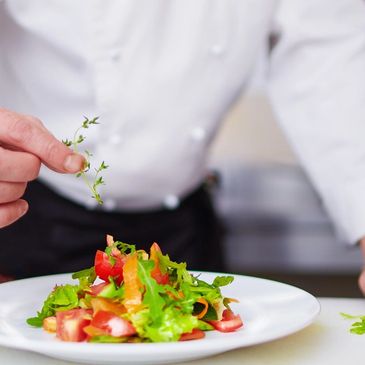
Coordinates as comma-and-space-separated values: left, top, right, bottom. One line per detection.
109, 134, 121, 145
210, 44, 224, 56
104, 199, 117, 211
190, 126, 206, 141
163, 194, 180, 209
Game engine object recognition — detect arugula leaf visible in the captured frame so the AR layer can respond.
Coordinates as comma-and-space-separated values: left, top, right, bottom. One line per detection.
213, 276, 234, 288
137, 259, 166, 322
189, 278, 223, 305
114, 241, 136, 255
158, 253, 192, 286
26, 284, 80, 327
341, 312, 365, 334
349, 319, 365, 335
132, 258, 200, 342
72, 266, 96, 288
340, 312, 363, 320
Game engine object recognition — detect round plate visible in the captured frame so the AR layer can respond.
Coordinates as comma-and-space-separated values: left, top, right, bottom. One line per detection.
0, 272, 320, 365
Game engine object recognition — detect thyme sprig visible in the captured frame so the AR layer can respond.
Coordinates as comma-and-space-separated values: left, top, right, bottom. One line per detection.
62, 116, 108, 205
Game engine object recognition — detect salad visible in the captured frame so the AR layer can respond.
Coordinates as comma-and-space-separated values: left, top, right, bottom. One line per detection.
27, 235, 243, 343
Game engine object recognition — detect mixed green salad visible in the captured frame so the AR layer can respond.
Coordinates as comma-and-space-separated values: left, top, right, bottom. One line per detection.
27, 235, 243, 343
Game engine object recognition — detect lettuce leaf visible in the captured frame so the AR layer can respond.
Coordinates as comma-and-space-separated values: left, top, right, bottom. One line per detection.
26, 284, 80, 327
144, 306, 198, 342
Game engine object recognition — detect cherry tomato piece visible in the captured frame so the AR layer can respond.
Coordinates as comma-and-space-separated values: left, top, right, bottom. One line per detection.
90, 310, 136, 337
56, 309, 92, 342
179, 328, 205, 341
94, 250, 125, 284
208, 309, 243, 333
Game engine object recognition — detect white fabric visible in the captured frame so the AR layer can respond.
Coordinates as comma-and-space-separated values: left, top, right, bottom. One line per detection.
0, 0, 364, 243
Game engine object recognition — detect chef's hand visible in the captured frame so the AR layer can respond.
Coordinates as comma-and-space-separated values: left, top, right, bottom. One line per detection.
0, 108, 84, 227
358, 238, 365, 294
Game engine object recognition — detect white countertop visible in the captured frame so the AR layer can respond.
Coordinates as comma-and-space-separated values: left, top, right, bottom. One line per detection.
1, 298, 364, 365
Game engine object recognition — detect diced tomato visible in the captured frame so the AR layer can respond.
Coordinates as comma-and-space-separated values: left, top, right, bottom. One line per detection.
56, 309, 92, 342
89, 281, 109, 296
90, 297, 126, 316
151, 269, 169, 285
89, 310, 136, 337
149, 242, 169, 285
179, 328, 205, 341
94, 250, 126, 285
208, 309, 243, 333
43, 316, 57, 333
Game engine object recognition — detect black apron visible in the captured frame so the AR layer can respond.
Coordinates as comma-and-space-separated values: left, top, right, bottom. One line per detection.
0, 180, 225, 279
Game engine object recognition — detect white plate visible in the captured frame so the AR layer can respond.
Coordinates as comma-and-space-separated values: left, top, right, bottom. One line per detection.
0, 272, 320, 365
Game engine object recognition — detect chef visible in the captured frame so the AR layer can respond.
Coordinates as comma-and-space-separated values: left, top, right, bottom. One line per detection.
1, 0, 365, 293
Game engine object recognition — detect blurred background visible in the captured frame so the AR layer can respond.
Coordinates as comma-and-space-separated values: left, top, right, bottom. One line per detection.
208, 55, 363, 297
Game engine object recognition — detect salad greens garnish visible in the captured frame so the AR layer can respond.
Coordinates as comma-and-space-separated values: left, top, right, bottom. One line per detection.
340, 312, 365, 334
26, 284, 80, 327
26, 236, 243, 342
62, 116, 108, 205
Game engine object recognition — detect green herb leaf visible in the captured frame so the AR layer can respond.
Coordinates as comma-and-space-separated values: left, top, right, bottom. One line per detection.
114, 241, 136, 255
72, 267, 96, 288
63, 116, 108, 205
137, 259, 166, 322
26, 284, 80, 327
341, 312, 365, 335
213, 276, 234, 288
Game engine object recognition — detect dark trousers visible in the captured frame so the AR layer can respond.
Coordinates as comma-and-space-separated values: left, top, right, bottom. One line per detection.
0, 180, 225, 279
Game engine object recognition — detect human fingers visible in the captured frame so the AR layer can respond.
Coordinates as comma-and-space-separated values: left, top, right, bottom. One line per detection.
0, 108, 84, 173
0, 147, 41, 182
358, 269, 365, 295
0, 199, 28, 228
358, 238, 365, 295
0, 182, 27, 204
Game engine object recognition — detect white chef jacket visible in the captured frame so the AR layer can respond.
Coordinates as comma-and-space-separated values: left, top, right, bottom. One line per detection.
0, 0, 365, 244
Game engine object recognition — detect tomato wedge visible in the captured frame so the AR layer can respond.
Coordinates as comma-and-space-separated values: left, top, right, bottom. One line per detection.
94, 250, 126, 285
208, 309, 243, 333
56, 309, 92, 342
89, 281, 109, 296
88, 310, 136, 337
179, 328, 205, 341
149, 242, 169, 285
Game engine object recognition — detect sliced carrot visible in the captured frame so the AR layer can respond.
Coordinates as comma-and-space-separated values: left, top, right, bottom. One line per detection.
123, 253, 143, 312
195, 297, 209, 319
90, 297, 126, 316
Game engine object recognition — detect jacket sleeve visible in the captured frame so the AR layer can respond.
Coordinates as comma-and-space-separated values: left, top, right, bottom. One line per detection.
267, 0, 365, 244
